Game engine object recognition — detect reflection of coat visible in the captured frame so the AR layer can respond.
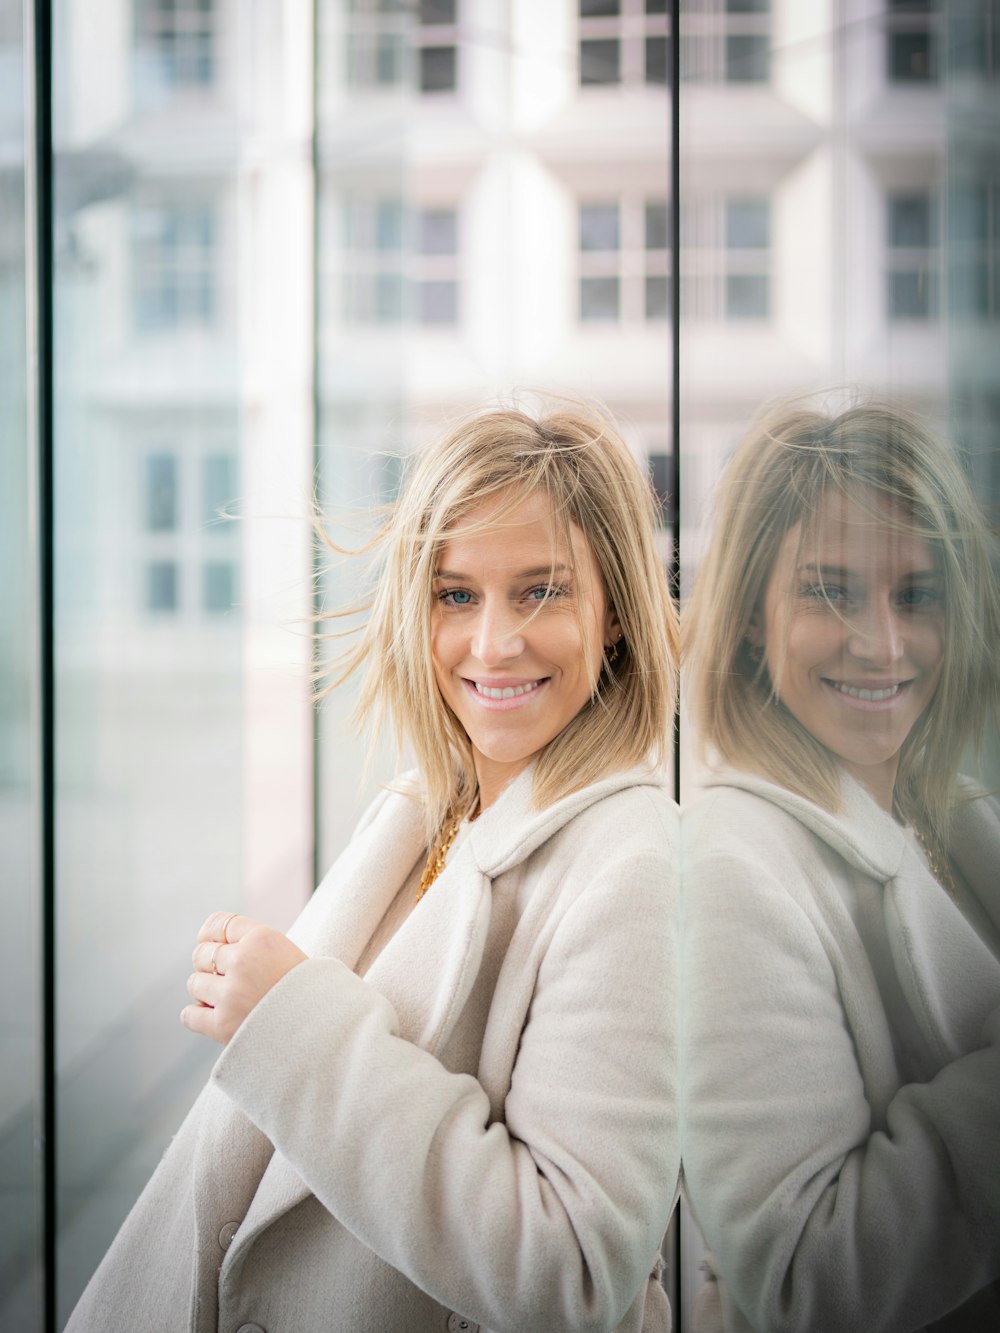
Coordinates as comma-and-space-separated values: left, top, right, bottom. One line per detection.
67, 765, 679, 1333
680, 770, 1000, 1333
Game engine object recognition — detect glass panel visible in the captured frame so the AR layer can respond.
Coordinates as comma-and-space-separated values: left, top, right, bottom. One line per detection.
315, 0, 675, 885
0, 3, 43, 1327
53, 2, 315, 1321
680, 4, 1000, 1327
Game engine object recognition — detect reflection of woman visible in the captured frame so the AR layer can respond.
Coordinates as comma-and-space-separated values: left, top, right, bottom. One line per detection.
68, 408, 680, 1333
681, 405, 1000, 1333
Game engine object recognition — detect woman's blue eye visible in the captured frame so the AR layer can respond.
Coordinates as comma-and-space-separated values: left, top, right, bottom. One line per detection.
801, 582, 848, 602
526, 584, 566, 602
440, 588, 473, 606
899, 586, 939, 608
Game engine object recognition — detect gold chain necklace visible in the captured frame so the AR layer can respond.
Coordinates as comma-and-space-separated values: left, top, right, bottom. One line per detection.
415, 816, 462, 903
913, 824, 957, 899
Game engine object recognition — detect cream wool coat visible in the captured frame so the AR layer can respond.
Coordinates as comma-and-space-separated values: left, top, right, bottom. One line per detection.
67, 764, 679, 1333
680, 770, 1000, 1333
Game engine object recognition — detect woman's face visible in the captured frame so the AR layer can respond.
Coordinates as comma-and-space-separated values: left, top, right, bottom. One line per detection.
431, 488, 618, 812
754, 490, 945, 811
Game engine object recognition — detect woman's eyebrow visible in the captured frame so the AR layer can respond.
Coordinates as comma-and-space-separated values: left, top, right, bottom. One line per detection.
434, 563, 574, 580
798, 562, 942, 580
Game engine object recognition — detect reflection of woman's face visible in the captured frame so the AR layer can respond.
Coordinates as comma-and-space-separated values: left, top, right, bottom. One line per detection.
756, 490, 945, 812
431, 489, 617, 812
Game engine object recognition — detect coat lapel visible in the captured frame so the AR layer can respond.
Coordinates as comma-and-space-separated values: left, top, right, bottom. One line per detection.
223, 781, 498, 1260
882, 844, 1000, 1065
707, 769, 1000, 1068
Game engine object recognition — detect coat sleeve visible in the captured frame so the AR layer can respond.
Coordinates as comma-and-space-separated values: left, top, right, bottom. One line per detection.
680, 803, 1000, 1333
210, 801, 677, 1333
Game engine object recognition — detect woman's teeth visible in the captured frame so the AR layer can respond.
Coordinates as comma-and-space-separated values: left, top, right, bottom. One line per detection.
830, 682, 902, 702
474, 681, 541, 700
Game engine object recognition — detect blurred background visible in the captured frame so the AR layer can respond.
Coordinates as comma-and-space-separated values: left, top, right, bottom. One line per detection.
2, 1, 997, 1328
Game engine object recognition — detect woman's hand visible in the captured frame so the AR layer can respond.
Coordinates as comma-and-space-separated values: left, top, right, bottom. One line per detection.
181, 910, 308, 1045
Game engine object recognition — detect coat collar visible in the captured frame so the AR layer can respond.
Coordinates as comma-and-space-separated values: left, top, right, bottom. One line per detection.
701, 765, 1000, 1067
468, 759, 668, 877
701, 765, 907, 881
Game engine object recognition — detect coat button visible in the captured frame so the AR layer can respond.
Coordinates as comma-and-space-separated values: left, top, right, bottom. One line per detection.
446, 1316, 479, 1332
236, 1325, 266, 1333
218, 1220, 240, 1250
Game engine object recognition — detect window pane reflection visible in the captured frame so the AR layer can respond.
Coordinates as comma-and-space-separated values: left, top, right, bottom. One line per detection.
0, 4, 43, 1328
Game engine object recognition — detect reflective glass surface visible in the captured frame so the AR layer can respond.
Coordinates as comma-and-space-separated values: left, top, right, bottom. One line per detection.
0, 3, 43, 1328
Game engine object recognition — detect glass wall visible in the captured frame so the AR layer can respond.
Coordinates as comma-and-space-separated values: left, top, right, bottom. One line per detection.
49, 1, 315, 1322
3, 3, 998, 1330
314, 0, 675, 865
0, 1, 44, 1327
677, 0, 1000, 1319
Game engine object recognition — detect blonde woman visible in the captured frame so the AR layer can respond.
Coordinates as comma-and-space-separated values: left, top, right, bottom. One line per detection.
681, 403, 1000, 1333
68, 407, 680, 1333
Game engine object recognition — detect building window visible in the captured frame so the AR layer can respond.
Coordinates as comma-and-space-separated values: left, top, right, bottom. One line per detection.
332, 195, 459, 327
140, 446, 239, 616
418, 0, 458, 92
886, 0, 939, 83
949, 0, 1000, 81
681, 194, 771, 321
202, 454, 237, 525
949, 180, 1000, 321
343, 0, 409, 90
887, 191, 939, 319
147, 561, 178, 613
147, 455, 178, 531
203, 561, 236, 614
648, 450, 675, 526
134, 0, 215, 90
579, 196, 671, 323
133, 202, 216, 333
681, 0, 770, 85
578, 1, 671, 88
339, 0, 459, 92
415, 207, 459, 324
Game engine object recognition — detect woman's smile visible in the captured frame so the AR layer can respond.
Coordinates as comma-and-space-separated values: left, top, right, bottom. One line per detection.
464, 676, 549, 707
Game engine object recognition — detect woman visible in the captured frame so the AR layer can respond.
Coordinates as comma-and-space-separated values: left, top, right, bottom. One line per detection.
681, 403, 1000, 1333
67, 406, 680, 1333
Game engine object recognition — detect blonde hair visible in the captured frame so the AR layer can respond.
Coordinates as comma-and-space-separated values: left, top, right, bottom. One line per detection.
684, 401, 1000, 838
322, 405, 678, 833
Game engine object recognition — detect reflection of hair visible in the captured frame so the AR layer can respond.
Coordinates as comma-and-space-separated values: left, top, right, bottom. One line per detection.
323, 405, 678, 832
685, 401, 1000, 835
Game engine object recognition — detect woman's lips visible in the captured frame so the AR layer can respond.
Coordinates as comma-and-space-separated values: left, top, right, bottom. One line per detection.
823, 678, 912, 709
462, 678, 548, 710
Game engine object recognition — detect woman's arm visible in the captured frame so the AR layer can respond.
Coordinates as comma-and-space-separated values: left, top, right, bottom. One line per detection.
207, 807, 677, 1332
681, 818, 1000, 1333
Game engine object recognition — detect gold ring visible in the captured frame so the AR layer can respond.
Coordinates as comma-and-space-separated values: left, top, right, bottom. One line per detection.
221, 913, 237, 944
210, 944, 223, 976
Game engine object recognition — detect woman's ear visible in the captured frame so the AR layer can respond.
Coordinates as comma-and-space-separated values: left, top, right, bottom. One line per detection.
603, 604, 622, 648
745, 607, 763, 648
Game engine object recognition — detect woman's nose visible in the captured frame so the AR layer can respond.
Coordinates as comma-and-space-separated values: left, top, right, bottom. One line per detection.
471, 602, 525, 665
847, 601, 904, 666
